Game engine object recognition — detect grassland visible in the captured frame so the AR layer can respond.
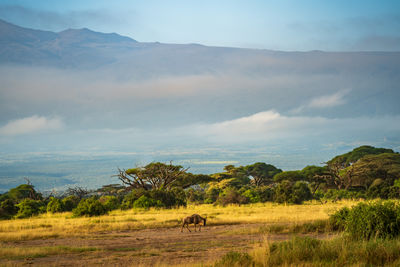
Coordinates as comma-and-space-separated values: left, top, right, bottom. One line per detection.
0, 201, 359, 266
0, 200, 355, 242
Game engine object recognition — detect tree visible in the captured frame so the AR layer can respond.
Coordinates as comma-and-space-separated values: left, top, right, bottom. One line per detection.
7, 184, 42, 201
244, 162, 282, 186
325, 146, 396, 189
273, 171, 305, 183
347, 153, 400, 189
301, 165, 331, 194
116, 162, 190, 190
66, 186, 89, 200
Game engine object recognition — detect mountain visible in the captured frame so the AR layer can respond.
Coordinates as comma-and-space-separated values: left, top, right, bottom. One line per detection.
0, 19, 137, 68
0, 18, 399, 121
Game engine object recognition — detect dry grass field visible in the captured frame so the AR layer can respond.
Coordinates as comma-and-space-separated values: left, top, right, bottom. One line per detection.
0, 200, 358, 266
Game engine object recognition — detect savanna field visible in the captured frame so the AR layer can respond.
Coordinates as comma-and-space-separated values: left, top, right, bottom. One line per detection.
4, 200, 400, 266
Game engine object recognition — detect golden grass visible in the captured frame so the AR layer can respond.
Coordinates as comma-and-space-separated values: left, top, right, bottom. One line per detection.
0, 200, 358, 242
0, 245, 99, 259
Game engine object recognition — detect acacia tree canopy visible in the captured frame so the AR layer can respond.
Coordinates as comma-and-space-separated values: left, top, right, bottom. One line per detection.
117, 162, 199, 190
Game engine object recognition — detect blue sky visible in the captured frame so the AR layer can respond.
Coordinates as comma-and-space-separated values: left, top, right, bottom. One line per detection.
1, 0, 400, 50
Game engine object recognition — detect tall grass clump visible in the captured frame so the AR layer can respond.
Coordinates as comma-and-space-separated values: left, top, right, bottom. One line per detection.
216, 236, 400, 266
330, 200, 400, 239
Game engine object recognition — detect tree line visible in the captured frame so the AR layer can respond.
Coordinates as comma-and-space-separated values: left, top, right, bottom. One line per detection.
1, 145, 399, 219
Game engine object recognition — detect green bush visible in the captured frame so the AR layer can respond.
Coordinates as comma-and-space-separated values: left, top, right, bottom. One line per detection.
133, 195, 161, 209
214, 251, 253, 267
329, 207, 350, 231
217, 187, 248, 206
47, 197, 64, 213
15, 199, 45, 219
241, 189, 260, 203
72, 197, 107, 217
256, 186, 274, 202
121, 189, 145, 209
274, 180, 311, 204
99, 195, 120, 211
345, 201, 400, 240
62, 195, 80, 211
0, 199, 17, 219
121, 188, 186, 209
186, 188, 205, 203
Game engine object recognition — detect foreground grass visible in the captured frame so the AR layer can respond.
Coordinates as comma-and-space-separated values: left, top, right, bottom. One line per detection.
0, 200, 357, 241
0, 245, 99, 260
214, 236, 400, 267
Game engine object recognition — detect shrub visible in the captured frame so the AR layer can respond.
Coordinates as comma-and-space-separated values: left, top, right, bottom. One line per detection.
149, 189, 184, 208
99, 196, 120, 211
205, 187, 220, 204
133, 195, 161, 209
345, 201, 400, 240
62, 195, 80, 211
217, 187, 248, 206
291, 181, 312, 204
0, 199, 17, 219
121, 189, 145, 209
47, 197, 64, 213
72, 197, 107, 217
328, 207, 350, 231
274, 180, 311, 204
186, 188, 205, 203
241, 189, 260, 203
15, 199, 45, 219
256, 186, 274, 202
214, 251, 253, 267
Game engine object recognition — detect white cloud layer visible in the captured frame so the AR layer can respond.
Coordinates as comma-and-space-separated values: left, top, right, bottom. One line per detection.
0, 115, 63, 136
308, 90, 349, 108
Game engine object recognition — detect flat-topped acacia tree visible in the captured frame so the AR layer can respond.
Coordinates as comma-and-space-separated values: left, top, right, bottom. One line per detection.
116, 162, 210, 191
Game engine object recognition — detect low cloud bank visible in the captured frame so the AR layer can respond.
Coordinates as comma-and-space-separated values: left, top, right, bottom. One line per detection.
0, 115, 63, 136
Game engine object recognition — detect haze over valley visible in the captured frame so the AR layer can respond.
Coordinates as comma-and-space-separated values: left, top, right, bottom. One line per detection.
0, 12, 399, 192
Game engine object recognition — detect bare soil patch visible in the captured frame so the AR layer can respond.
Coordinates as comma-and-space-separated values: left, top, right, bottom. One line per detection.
1, 223, 336, 266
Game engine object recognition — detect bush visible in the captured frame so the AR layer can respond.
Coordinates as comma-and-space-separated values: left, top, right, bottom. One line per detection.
0, 199, 17, 219
99, 196, 120, 211
121, 189, 145, 209
345, 201, 400, 240
15, 199, 45, 219
274, 180, 311, 204
186, 188, 205, 204
205, 187, 220, 204
132, 195, 161, 209
328, 207, 350, 231
217, 187, 248, 206
256, 186, 275, 202
72, 197, 107, 217
47, 197, 64, 213
241, 189, 260, 203
121, 188, 186, 209
214, 251, 253, 267
62, 195, 80, 211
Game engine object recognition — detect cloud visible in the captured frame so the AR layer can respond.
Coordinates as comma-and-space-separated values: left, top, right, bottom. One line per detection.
291, 89, 350, 114
0, 115, 63, 136
182, 110, 400, 144
308, 90, 349, 108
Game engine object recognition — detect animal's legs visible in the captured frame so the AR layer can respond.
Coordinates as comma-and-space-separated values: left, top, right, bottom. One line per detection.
186, 224, 191, 232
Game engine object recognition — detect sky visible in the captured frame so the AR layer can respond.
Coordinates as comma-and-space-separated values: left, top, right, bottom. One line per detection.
0, 1, 400, 191
0, 0, 400, 51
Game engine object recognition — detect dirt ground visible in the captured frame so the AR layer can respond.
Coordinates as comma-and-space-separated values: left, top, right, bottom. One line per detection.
1, 223, 334, 266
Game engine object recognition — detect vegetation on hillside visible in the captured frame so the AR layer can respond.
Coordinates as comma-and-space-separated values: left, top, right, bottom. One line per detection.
0, 145, 399, 220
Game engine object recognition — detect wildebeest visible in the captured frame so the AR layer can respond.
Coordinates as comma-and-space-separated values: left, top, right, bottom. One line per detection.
181, 214, 206, 232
